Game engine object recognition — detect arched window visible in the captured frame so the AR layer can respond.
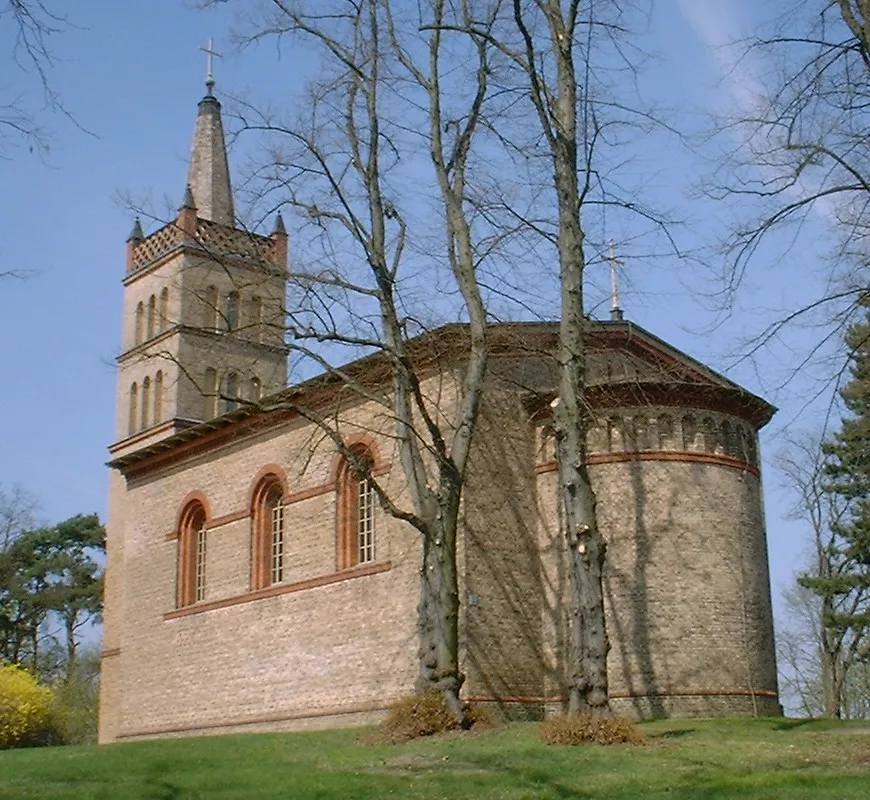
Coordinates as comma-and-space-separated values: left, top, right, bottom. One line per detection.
203, 285, 219, 329
224, 372, 239, 413
656, 415, 674, 450
250, 376, 262, 402
203, 368, 217, 420
586, 420, 606, 453
134, 302, 144, 346
225, 291, 240, 331
605, 417, 622, 452
622, 416, 638, 452
154, 370, 163, 424
146, 295, 156, 339
248, 295, 263, 341
128, 383, 138, 436
702, 416, 718, 454
141, 376, 151, 430
746, 429, 758, 467
336, 446, 376, 569
681, 415, 697, 451
720, 420, 735, 457
251, 477, 285, 589
178, 502, 207, 607
159, 287, 169, 331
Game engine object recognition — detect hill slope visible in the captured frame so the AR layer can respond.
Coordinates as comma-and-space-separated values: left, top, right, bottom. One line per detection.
1, 718, 869, 799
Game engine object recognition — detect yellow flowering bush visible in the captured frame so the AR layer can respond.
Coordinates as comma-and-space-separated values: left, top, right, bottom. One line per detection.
0, 664, 61, 749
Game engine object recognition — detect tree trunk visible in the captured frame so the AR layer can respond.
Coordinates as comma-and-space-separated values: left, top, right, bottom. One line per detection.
554, 365, 611, 715
515, 0, 612, 716
820, 615, 843, 718
552, 127, 610, 717
65, 611, 78, 680
416, 501, 466, 724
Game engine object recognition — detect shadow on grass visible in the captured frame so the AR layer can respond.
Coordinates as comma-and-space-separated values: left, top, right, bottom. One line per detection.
773, 719, 820, 732
649, 728, 695, 740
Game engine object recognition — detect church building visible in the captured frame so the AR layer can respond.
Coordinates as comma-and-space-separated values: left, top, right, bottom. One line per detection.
98, 78, 781, 742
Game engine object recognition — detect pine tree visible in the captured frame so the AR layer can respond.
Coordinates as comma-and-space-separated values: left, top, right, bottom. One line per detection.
799, 303, 870, 715
822, 305, 870, 615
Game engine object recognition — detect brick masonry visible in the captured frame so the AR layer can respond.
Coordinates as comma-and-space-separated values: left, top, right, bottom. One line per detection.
99, 353, 781, 742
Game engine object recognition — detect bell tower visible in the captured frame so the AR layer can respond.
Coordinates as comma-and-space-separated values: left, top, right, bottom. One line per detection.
110, 75, 288, 456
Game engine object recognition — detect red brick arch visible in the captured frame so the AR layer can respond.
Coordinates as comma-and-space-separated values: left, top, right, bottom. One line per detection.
175, 490, 211, 534
328, 433, 385, 484
246, 464, 289, 512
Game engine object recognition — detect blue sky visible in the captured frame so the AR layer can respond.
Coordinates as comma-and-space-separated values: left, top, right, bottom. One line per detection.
0, 1, 840, 628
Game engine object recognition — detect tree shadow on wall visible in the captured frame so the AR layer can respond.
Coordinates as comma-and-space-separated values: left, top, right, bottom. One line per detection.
603, 457, 666, 719
461, 399, 550, 718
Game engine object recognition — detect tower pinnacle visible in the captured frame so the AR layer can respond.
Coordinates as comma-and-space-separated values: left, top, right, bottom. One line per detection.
186, 46, 235, 227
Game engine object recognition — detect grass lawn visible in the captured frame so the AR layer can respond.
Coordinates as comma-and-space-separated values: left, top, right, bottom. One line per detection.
1, 717, 869, 799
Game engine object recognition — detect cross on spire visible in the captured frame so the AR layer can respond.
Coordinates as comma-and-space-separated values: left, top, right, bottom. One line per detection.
606, 239, 624, 321
201, 37, 222, 95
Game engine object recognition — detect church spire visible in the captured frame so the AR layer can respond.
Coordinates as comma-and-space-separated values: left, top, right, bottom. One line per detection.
186, 40, 235, 226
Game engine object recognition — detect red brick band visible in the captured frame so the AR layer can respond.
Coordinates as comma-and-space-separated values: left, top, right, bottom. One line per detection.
164, 560, 391, 619
535, 450, 760, 477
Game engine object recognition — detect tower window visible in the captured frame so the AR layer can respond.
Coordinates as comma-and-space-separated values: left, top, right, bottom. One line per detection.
250, 377, 262, 402
226, 291, 240, 331
203, 368, 217, 420
224, 372, 239, 413
248, 295, 263, 341
203, 286, 219, 330
159, 287, 169, 331
154, 370, 164, 424
134, 302, 144, 346
141, 377, 151, 430
128, 383, 138, 436
147, 295, 156, 339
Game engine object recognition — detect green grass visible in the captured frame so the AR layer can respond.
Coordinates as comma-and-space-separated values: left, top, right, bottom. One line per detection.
1, 717, 869, 799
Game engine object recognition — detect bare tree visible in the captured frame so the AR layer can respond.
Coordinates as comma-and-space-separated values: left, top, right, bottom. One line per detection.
705, 0, 870, 387
453, 0, 672, 715
198, 0, 676, 722
504, 0, 611, 716
0, 0, 73, 158
0, 483, 38, 550
780, 434, 870, 717
208, 0, 509, 723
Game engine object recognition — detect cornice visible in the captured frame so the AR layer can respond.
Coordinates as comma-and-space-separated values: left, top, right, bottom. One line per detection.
109, 321, 775, 480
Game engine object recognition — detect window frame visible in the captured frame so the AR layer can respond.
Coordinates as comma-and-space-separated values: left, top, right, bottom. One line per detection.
178, 501, 208, 607
251, 475, 286, 590
336, 445, 377, 570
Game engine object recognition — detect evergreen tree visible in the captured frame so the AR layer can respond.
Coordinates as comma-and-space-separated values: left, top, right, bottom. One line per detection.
800, 302, 870, 715
0, 514, 104, 677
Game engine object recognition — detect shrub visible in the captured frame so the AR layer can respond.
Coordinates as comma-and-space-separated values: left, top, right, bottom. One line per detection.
539, 712, 644, 746
373, 691, 494, 744
0, 664, 62, 749
53, 660, 100, 745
